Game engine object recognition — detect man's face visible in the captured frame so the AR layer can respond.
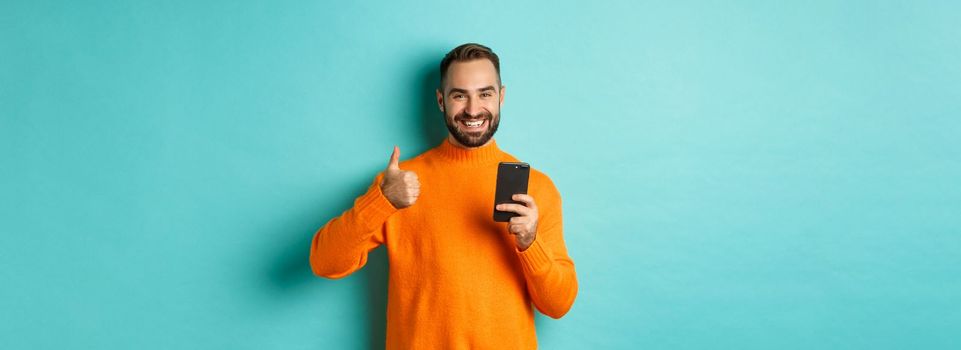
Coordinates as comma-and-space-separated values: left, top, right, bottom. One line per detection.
436, 59, 505, 148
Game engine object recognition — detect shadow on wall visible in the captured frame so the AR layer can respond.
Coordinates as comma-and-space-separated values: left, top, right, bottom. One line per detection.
265, 53, 446, 350
417, 58, 449, 148
263, 176, 385, 349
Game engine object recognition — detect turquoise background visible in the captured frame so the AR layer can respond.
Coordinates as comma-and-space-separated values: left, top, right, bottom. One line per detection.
2, 1, 960, 349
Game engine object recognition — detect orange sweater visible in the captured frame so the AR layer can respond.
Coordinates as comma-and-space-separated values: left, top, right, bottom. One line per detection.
310, 138, 578, 349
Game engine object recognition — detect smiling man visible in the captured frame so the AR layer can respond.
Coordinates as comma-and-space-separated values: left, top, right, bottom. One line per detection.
309, 43, 578, 349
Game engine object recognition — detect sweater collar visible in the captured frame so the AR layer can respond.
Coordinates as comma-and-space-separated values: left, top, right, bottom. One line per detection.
435, 137, 504, 166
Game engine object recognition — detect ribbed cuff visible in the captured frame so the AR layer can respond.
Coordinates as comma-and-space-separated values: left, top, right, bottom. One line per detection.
517, 238, 553, 276
353, 180, 399, 233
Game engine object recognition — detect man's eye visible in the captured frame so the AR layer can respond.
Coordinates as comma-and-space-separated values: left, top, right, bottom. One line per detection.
452, 95, 465, 99
481, 93, 492, 98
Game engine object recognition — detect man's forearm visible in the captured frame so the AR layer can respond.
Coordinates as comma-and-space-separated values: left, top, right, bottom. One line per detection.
309, 177, 396, 278
517, 238, 579, 319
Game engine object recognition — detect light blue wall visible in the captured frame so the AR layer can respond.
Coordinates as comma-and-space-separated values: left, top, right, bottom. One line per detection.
2, 1, 959, 349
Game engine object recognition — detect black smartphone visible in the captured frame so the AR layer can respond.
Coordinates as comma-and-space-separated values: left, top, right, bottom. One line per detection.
493, 162, 530, 222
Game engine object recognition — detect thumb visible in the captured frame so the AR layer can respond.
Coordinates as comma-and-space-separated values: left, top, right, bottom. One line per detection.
387, 146, 400, 170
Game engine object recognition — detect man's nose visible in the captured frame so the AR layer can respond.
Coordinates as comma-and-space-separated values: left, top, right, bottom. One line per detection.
465, 97, 483, 116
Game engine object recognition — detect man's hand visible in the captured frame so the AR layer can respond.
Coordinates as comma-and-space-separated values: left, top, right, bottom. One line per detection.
496, 194, 538, 251
380, 146, 420, 209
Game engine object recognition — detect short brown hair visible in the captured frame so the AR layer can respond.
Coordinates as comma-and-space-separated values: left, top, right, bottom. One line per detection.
439, 43, 501, 89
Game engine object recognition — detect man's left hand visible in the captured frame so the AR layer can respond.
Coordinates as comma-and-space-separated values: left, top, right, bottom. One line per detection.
496, 194, 538, 251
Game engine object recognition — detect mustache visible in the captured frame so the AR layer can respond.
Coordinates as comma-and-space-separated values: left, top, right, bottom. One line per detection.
454, 111, 493, 121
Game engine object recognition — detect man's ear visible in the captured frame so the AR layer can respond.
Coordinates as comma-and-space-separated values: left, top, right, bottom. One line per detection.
499, 85, 506, 106
435, 89, 444, 112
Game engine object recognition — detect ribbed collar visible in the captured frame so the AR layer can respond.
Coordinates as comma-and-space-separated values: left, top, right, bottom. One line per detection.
434, 137, 505, 167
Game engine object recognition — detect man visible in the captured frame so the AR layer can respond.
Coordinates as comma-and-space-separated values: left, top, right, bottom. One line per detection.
310, 43, 578, 349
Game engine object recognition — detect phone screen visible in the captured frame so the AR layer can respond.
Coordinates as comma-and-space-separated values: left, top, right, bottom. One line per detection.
493, 162, 530, 222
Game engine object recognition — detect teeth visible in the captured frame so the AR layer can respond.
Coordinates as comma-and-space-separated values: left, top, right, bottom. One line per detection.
465, 120, 483, 127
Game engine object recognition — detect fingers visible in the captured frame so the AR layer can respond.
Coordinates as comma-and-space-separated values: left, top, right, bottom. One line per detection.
403, 170, 419, 185
379, 145, 421, 209
403, 171, 421, 193
511, 194, 538, 211
390, 182, 419, 209
496, 203, 532, 216
508, 222, 533, 235
509, 216, 529, 225
397, 172, 420, 206
497, 194, 538, 215
387, 146, 400, 170
407, 183, 421, 197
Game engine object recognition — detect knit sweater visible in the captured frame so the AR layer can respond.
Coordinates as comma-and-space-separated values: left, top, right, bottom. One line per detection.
309, 138, 578, 349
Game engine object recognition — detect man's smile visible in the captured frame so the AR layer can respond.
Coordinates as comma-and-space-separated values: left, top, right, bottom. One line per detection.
458, 118, 488, 132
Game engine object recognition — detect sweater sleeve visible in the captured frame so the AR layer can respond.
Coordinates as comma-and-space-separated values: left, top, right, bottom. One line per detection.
515, 176, 578, 319
310, 173, 398, 279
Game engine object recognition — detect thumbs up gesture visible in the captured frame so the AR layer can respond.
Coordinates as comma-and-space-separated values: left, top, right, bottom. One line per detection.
380, 146, 420, 209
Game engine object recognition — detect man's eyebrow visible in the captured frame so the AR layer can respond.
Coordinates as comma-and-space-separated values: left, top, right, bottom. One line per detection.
447, 86, 498, 94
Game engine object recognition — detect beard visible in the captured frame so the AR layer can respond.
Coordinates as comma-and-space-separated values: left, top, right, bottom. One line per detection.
443, 106, 500, 148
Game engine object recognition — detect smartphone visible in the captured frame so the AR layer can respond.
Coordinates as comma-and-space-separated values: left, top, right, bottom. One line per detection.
493, 162, 530, 222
